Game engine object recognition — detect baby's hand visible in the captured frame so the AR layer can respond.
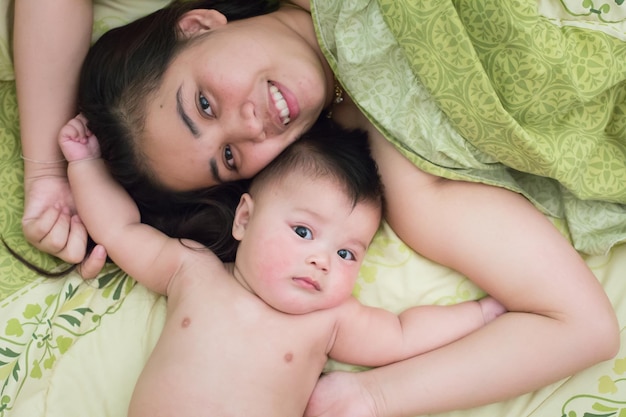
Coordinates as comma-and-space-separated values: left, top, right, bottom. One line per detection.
478, 296, 507, 324
58, 114, 101, 162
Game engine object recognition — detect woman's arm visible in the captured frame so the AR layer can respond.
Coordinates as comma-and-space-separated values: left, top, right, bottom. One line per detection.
370, 132, 618, 413
307, 130, 619, 417
14, 0, 92, 165
13, 1, 105, 276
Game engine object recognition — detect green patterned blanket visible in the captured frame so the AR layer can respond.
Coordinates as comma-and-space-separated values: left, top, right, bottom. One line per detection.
312, 0, 626, 255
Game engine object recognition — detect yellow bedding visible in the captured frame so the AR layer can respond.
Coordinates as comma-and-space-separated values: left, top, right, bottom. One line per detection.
0, 2, 625, 416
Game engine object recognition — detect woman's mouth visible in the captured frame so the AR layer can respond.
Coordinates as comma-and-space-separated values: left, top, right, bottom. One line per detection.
270, 83, 291, 125
268, 81, 300, 126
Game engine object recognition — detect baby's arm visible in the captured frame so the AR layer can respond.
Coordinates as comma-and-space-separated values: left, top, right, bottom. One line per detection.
59, 117, 184, 295
329, 296, 505, 367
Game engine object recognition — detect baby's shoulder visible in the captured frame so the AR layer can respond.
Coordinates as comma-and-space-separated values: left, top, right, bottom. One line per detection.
167, 246, 229, 293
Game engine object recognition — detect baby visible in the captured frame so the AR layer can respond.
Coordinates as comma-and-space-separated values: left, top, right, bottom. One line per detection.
59, 116, 505, 417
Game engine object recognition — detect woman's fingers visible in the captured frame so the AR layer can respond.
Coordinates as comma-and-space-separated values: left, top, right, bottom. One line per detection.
22, 206, 88, 264
77, 244, 107, 279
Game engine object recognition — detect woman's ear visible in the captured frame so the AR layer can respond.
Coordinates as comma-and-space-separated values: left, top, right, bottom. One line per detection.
232, 193, 254, 241
178, 9, 228, 38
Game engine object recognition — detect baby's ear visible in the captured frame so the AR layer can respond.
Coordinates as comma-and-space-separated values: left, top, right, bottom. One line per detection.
178, 9, 228, 38
232, 194, 254, 241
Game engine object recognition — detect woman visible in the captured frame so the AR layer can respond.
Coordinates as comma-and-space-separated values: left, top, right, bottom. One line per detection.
14, 1, 621, 416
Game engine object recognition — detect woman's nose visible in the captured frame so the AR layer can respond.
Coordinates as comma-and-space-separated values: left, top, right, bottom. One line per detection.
231, 101, 264, 143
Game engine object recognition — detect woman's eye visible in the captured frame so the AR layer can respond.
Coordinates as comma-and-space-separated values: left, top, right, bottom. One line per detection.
337, 249, 355, 261
199, 94, 214, 117
224, 145, 235, 169
293, 226, 312, 240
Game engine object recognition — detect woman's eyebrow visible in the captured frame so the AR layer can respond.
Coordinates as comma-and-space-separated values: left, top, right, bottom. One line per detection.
176, 85, 222, 184
210, 158, 224, 184
176, 86, 199, 137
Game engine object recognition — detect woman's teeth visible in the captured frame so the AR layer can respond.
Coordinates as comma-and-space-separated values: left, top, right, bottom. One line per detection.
270, 84, 291, 125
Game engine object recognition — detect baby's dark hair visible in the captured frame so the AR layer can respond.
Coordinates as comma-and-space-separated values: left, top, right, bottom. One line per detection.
78, 0, 279, 211
252, 118, 384, 211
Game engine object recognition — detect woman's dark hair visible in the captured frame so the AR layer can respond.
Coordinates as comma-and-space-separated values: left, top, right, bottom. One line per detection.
78, 0, 279, 215
141, 179, 250, 263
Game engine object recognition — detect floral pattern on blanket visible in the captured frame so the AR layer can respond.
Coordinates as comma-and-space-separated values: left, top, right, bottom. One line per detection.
0, 269, 134, 416
560, 356, 626, 417
313, 0, 626, 256
539, 0, 626, 39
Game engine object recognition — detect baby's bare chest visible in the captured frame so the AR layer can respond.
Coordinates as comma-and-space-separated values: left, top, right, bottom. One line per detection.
129, 286, 337, 417
165, 292, 334, 364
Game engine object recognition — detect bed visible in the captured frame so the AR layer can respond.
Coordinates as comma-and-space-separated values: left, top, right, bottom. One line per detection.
1, 1, 625, 416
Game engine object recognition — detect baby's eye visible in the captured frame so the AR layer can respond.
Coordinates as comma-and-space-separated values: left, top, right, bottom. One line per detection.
293, 226, 312, 240
224, 145, 235, 169
337, 249, 355, 261
199, 93, 214, 117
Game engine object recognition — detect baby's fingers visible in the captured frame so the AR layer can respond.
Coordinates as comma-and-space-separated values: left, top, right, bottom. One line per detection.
75, 114, 92, 136
62, 117, 90, 144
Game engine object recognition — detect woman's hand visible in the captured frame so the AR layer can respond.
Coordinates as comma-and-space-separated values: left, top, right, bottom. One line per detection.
22, 171, 107, 279
305, 372, 379, 417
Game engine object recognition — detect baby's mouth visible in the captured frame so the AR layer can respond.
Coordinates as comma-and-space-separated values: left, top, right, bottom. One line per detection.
293, 277, 321, 291
269, 83, 291, 125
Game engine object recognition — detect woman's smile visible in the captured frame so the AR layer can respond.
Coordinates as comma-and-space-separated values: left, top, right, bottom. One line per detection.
268, 81, 300, 126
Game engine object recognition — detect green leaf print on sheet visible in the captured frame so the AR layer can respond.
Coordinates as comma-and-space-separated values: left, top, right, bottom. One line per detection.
0, 269, 134, 416
561, 356, 626, 417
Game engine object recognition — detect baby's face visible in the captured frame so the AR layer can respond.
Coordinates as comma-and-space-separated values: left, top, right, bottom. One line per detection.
232, 172, 380, 314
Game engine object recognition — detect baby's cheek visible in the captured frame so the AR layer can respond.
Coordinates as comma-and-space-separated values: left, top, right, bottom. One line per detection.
251, 235, 291, 278
333, 267, 360, 300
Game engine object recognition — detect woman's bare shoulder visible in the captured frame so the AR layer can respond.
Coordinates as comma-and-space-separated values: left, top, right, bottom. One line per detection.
284, 0, 311, 12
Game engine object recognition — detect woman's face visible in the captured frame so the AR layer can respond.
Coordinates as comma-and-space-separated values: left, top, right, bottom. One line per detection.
143, 9, 333, 191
